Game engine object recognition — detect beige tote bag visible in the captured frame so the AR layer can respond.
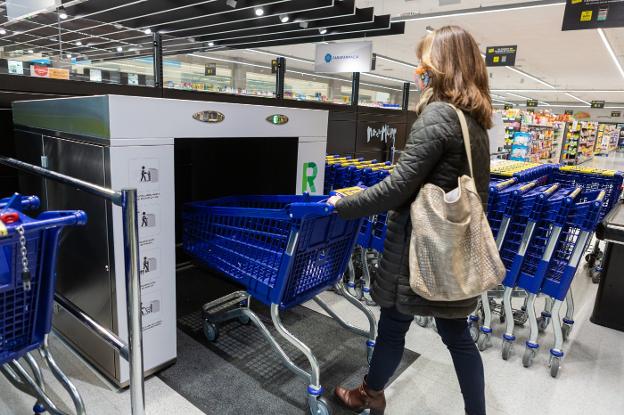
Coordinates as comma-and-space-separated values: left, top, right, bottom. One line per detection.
408, 105, 505, 301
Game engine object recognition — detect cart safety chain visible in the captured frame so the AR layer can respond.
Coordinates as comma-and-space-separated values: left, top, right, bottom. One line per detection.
17, 225, 31, 291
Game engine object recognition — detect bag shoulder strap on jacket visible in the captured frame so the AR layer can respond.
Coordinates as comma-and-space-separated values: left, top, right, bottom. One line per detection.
445, 103, 474, 179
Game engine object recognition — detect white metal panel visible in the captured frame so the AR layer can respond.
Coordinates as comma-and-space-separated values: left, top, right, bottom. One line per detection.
107, 95, 329, 141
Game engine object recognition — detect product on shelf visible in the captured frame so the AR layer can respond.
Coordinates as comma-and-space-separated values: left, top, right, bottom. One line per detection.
561, 120, 598, 165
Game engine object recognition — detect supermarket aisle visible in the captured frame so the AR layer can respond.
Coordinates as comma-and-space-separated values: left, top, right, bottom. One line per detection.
585, 151, 624, 170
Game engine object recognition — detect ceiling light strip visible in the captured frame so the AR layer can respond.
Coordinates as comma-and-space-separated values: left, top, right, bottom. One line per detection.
491, 89, 624, 93
598, 28, 624, 82
506, 92, 533, 100
505, 66, 555, 89
392, 0, 565, 22
565, 93, 591, 105
375, 54, 418, 69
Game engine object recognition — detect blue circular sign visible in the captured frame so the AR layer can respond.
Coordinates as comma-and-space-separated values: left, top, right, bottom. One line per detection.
324, 53, 332, 63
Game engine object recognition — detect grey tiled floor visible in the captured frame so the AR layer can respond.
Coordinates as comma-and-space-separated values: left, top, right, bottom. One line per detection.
1, 153, 623, 414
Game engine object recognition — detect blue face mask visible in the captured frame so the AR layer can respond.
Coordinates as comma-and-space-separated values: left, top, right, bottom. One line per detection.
420, 70, 432, 89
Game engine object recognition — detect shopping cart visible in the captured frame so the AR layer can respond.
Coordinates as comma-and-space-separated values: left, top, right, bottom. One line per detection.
531, 190, 604, 377
549, 166, 624, 283
0, 194, 87, 415
472, 178, 546, 349
183, 194, 377, 415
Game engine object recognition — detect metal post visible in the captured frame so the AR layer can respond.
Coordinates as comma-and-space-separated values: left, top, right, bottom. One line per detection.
152, 32, 163, 89
121, 188, 145, 415
351, 72, 360, 107
402, 82, 410, 111
275, 57, 286, 99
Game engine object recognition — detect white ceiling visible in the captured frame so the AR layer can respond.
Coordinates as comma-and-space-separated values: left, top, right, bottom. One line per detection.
253, 0, 624, 107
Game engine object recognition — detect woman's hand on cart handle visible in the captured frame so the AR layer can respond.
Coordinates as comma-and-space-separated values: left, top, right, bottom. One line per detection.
327, 195, 341, 207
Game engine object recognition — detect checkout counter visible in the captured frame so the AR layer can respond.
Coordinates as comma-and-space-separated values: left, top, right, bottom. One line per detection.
11, 95, 329, 386
592, 200, 624, 332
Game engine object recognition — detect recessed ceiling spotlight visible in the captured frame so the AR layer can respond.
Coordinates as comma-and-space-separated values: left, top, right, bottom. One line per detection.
58, 6, 68, 19
144, 28, 152, 35
0, 29, 6, 35
319, 28, 327, 35
66, 53, 72, 59
116, 46, 123, 52
255, 7, 264, 16
75, 41, 82, 46
279, 14, 290, 23
49, 37, 56, 41
226, 0, 237, 8
208, 41, 215, 47
27, 49, 33, 54
299, 21, 309, 29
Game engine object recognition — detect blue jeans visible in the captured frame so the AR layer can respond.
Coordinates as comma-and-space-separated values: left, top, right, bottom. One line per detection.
367, 307, 486, 415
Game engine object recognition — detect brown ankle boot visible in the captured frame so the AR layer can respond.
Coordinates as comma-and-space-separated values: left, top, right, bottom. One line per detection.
334, 377, 386, 415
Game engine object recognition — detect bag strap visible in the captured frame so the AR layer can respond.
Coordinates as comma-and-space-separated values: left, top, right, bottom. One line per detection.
446, 103, 474, 178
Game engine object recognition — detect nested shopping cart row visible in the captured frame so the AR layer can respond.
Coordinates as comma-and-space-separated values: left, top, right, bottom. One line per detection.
325, 155, 394, 306
472, 163, 623, 378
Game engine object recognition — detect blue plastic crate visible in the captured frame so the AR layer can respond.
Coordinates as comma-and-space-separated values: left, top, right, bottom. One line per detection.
0, 205, 86, 365
183, 195, 362, 309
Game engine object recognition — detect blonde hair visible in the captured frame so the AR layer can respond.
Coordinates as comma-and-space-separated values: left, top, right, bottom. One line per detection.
416, 26, 493, 129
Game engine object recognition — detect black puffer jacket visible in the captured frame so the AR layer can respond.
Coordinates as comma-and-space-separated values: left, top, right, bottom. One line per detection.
336, 102, 490, 318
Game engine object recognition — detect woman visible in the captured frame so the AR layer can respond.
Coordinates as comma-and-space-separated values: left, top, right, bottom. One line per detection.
328, 26, 492, 415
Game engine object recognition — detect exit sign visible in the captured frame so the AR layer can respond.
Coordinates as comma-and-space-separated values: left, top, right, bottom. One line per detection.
591, 100, 605, 109
612, 111, 622, 117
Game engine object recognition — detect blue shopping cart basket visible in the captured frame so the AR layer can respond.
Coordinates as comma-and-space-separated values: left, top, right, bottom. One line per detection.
0, 201, 86, 365
183, 195, 362, 309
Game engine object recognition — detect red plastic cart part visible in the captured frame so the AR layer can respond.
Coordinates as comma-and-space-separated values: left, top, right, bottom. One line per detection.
1, 212, 20, 224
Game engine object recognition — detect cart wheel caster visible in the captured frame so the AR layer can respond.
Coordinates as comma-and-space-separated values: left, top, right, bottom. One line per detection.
549, 356, 561, 378
469, 324, 480, 343
238, 315, 251, 325
561, 323, 572, 341
33, 403, 45, 414
537, 316, 550, 333
414, 315, 430, 328
590, 269, 601, 284
477, 332, 490, 351
522, 347, 536, 368
585, 253, 596, 268
501, 340, 513, 361
203, 320, 219, 342
309, 397, 330, 415
499, 313, 506, 324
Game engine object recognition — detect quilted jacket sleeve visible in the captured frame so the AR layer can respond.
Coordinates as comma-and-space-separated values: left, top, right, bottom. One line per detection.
336, 103, 458, 219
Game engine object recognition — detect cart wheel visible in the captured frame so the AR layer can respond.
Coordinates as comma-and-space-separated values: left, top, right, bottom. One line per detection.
33, 403, 45, 414
590, 268, 601, 284
561, 323, 572, 341
585, 253, 596, 268
522, 347, 536, 368
237, 315, 251, 325
469, 324, 480, 343
549, 356, 561, 378
203, 320, 219, 342
309, 397, 330, 415
513, 310, 528, 326
477, 333, 490, 352
414, 316, 430, 328
501, 340, 513, 361
499, 313, 506, 324
537, 317, 550, 333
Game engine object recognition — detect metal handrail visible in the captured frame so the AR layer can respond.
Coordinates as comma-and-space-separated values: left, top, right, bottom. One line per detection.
0, 156, 145, 415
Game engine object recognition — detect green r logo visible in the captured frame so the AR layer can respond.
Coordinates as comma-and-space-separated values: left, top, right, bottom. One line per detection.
302, 162, 318, 193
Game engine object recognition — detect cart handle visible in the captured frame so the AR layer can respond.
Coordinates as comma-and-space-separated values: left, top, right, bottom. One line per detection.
0, 194, 40, 211
0, 210, 87, 238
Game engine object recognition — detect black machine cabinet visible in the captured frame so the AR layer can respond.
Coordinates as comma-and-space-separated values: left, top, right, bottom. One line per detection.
592, 201, 624, 332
